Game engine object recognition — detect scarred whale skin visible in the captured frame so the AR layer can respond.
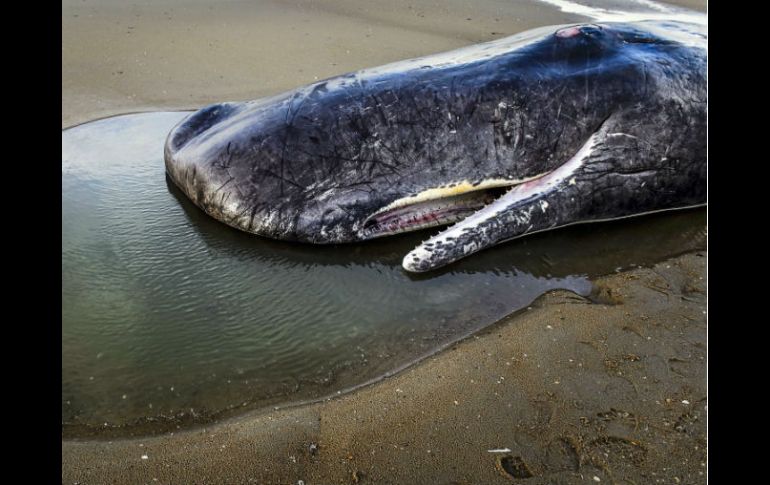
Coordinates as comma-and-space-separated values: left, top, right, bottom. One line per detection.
164, 20, 706, 272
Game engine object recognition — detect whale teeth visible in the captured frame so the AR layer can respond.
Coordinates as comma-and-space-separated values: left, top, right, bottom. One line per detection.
403, 182, 522, 269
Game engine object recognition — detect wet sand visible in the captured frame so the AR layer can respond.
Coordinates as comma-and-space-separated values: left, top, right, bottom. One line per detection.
63, 252, 706, 484
62, 0, 707, 483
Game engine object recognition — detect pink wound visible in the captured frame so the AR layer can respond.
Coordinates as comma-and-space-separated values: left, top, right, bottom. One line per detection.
556, 26, 582, 38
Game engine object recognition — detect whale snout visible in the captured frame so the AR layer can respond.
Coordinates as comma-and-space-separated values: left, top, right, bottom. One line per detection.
165, 102, 242, 158
163, 100, 368, 242
164, 102, 264, 235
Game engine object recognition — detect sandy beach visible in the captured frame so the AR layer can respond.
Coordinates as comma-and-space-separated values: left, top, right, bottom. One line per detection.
63, 0, 707, 483
63, 252, 706, 484
62, 0, 705, 128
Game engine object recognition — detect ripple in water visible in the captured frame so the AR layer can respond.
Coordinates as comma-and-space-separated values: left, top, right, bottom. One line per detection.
62, 113, 705, 438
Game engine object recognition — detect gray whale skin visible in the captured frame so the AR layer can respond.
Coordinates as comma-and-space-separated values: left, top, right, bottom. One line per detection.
164, 20, 706, 273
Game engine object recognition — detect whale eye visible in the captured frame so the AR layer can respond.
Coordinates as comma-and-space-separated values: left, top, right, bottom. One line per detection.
580, 25, 603, 36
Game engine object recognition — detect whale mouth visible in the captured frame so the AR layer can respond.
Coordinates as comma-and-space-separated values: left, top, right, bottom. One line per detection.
360, 175, 549, 239
401, 129, 606, 273
361, 188, 507, 238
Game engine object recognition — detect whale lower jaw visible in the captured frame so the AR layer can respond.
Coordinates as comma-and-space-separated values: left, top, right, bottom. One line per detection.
402, 131, 601, 273
359, 174, 550, 239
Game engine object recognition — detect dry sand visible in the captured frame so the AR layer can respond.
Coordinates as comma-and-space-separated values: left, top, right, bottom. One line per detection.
62, 0, 705, 128
62, 1, 707, 483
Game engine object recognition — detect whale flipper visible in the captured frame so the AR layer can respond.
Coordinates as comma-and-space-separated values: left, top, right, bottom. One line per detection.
403, 110, 706, 272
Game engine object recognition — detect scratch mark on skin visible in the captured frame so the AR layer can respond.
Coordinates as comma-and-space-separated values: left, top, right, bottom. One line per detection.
256, 168, 305, 190
280, 92, 309, 196
213, 177, 234, 194
584, 52, 591, 109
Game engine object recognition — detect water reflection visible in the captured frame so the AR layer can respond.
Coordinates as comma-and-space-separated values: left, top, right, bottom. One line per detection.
166, 171, 705, 278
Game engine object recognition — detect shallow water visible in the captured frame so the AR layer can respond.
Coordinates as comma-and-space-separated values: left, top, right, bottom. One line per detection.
62, 112, 705, 438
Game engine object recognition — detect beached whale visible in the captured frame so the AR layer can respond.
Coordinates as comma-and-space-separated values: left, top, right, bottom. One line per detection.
164, 20, 706, 272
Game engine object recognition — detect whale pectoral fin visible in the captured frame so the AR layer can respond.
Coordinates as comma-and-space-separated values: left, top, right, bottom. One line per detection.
402, 121, 702, 273
401, 131, 602, 273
